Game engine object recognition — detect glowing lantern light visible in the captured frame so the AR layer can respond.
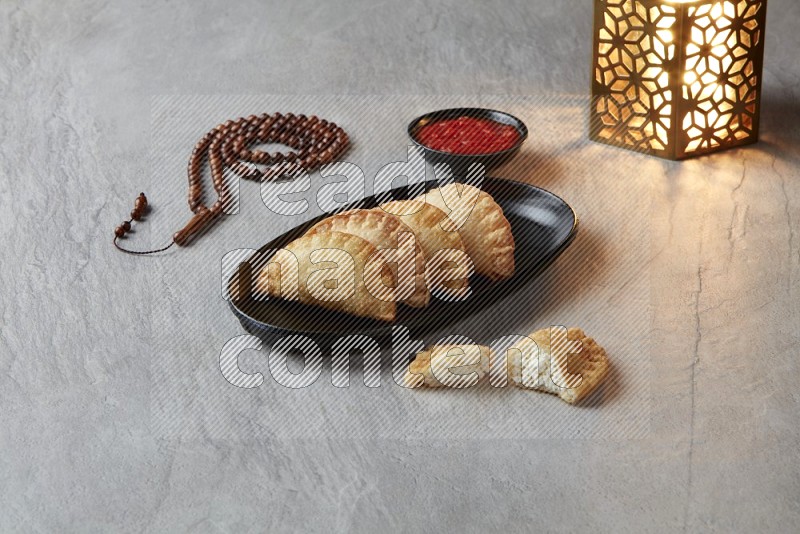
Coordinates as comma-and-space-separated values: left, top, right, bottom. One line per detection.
591, 0, 768, 159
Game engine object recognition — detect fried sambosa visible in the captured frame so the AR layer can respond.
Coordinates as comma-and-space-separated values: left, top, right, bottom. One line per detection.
380, 199, 471, 298
305, 208, 430, 308
420, 183, 515, 281
253, 231, 396, 322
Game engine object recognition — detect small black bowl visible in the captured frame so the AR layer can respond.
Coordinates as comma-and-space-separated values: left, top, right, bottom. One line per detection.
408, 108, 528, 176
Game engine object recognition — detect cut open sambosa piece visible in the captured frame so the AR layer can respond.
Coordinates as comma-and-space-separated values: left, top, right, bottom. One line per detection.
403, 344, 492, 388
505, 327, 609, 404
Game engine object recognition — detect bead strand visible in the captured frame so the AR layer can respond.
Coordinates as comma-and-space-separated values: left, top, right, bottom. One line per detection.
113, 112, 350, 254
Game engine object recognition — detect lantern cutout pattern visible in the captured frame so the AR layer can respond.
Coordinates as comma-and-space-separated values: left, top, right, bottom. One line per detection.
591, 0, 768, 159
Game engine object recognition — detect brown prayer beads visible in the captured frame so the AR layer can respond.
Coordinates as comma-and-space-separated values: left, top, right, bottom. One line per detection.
113, 112, 349, 255
115, 193, 147, 238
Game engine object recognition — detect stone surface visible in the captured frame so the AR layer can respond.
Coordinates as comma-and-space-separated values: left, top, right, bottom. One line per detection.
1, 1, 799, 532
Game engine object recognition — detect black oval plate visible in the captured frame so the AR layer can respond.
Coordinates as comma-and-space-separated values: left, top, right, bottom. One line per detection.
228, 177, 578, 342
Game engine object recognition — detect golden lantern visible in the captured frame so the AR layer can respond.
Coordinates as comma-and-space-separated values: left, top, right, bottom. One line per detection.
590, 0, 768, 159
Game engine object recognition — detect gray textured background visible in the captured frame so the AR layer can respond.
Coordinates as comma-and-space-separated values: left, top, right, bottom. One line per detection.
2, 0, 799, 532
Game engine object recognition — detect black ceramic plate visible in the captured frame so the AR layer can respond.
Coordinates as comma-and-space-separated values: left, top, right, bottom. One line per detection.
228, 178, 577, 342
408, 108, 528, 174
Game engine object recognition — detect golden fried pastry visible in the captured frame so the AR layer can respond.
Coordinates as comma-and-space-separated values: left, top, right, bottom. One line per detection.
505, 327, 609, 404
380, 199, 470, 297
253, 231, 396, 322
403, 344, 492, 388
305, 208, 430, 308
419, 183, 514, 281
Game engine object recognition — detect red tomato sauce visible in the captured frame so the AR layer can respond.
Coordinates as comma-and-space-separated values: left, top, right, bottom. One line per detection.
416, 116, 520, 155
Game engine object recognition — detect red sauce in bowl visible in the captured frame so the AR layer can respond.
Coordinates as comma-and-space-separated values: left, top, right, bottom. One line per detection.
416, 116, 521, 155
